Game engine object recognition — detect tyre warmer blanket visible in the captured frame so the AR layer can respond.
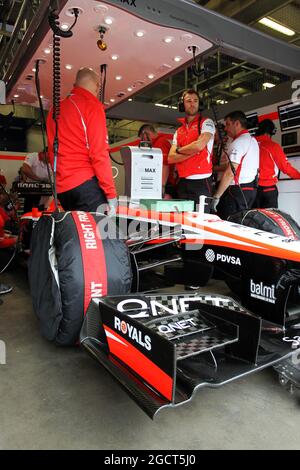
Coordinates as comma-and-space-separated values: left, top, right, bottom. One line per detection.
28, 212, 132, 345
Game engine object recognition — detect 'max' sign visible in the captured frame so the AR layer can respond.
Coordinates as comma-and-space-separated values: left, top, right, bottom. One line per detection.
118, 0, 137, 6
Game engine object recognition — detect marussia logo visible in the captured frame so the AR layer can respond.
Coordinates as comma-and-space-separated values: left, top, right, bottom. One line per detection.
250, 279, 276, 304
114, 317, 152, 351
205, 249, 241, 266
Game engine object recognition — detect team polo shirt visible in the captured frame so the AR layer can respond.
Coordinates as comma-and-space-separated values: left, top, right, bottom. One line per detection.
152, 135, 171, 164
228, 130, 259, 185
152, 134, 177, 187
24, 153, 50, 181
172, 116, 215, 179
46, 86, 116, 199
256, 135, 300, 186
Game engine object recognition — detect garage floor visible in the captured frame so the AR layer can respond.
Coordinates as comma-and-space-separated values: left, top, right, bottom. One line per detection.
0, 267, 299, 450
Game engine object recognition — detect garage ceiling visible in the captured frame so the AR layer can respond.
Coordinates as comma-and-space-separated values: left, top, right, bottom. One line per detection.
137, 0, 299, 107
0, 0, 299, 142
111, 0, 299, 139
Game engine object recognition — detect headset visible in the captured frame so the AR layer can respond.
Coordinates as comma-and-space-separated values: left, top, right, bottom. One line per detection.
178, 89, 201, 113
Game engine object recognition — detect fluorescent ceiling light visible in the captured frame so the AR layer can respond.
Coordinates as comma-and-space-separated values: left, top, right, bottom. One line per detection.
258, 17, 295, 36
155, 103, 168, 108
65, 64, 73, 70
263, 82, 275, 89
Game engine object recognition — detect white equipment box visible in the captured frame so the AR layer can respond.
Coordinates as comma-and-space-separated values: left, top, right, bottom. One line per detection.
120, 146, 163, 200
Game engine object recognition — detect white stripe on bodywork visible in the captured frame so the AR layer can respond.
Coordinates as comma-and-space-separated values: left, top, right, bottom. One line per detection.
104, 328, 128, 346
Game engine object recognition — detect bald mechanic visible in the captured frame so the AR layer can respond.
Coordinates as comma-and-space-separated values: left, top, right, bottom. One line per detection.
47, 67, 117, 213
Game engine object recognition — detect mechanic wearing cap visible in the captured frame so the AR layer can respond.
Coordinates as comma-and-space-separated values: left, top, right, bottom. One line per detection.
212, 111, 259, 219
47, 67, 117, 214
255, 119, 300, 209
168, 89, 215, 212
138, 124, 176, 198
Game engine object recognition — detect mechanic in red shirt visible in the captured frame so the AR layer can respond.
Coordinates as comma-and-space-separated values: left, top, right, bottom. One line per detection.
168, 89, 215, 212
255, 119, 300, 208
138, 124, 176, 198
47, 67, 117, 213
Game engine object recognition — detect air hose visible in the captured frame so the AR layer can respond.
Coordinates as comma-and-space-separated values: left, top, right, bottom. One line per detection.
48, 6, 79, 209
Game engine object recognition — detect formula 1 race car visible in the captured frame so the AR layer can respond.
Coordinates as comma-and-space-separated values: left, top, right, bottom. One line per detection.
27, 200, 300, 416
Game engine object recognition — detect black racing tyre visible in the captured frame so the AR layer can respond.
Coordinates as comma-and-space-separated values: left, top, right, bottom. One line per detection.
225, 209, 300, 295
28, 212, 132, 345
227, 208, 300, 239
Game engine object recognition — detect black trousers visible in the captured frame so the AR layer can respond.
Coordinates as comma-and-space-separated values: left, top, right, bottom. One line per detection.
58, 176, 107, 212
255, 185, 278, 209
217, 183, 257, 220
177, 177, 213, 213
